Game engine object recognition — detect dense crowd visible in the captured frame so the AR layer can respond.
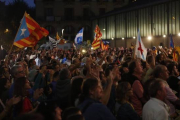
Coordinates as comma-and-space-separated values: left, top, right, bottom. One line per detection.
0, 46, 180, 120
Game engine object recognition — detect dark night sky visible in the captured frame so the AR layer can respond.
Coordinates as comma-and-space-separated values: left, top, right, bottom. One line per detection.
1, 0, 35, 7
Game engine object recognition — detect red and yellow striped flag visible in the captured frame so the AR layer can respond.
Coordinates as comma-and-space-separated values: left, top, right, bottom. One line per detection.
13, 12, 49, 48
92, 25, 102, 50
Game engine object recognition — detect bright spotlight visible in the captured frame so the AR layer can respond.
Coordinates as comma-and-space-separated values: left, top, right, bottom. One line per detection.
103, 29, 105, 31
178, 33, 180, 36
163, 35, 166, 38
122, 38, 124, 40
91, 47, 94, 50
111, 38, 114, 40
82, 49, 86, 53
147, 36, 152, 41
133, 37, 136, 39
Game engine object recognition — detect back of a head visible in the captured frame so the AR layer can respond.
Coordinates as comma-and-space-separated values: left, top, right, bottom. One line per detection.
79, 78, 98, 103
167, 62, 176, 75
116, 82, 129, 102
14, 77, 26, 96
62, 107, 81, 120
149, 79, 163, 98
37, 101, 58, 120
59, 68, 70, 80
11, 65, 22, 78
152, 65, 164, 78
67, 114, 84, 120
128, 60, 137, 75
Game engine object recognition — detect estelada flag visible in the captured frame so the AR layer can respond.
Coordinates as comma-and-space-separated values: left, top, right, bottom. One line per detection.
92, 25, 102, 50
101, 41, 108, 50
13, 12, 49, 48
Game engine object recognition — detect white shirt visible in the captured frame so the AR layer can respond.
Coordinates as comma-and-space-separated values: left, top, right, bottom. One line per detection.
142, 98, 170, 120
35, 57, 41, 66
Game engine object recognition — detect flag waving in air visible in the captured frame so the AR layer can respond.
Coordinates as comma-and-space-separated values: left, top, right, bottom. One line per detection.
135, 30, 147, 61
13, 12, 49, 48
92, 25, 102, 50
74, 28, 84, 45
170, 35, 174, 48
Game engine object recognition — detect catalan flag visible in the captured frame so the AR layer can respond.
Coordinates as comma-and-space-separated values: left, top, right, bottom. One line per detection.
101, 41, 109, 50
92, 25, 102, 50
13, 12, 49, 48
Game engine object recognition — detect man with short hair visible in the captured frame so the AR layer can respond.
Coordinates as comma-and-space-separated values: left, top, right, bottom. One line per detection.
142, 79, 170, 120
153, 65, 180, 118
9, 65, 26, 98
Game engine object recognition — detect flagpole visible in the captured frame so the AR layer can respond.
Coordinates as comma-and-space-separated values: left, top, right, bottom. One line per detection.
7, 12, 26, 59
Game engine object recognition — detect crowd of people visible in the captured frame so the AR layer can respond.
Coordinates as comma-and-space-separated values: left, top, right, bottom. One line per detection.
0, 45, 180, 120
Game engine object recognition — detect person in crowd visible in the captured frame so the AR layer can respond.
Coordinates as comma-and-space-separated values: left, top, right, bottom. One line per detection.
36, 101, 62, 120
142, 79, 170, 120
78, 78, 116, 120
152, 65, 180, 118
0, 66, 10, 80
143, 55, 155, 83
127, 60, 147, 116
28, 59, 36, 71
9, 65, 26, 98
33, 65, 48, 90
96, 51, 106, 65
0, 78, 11, 104
55, 68, 71, 110
13, 77, 42, 117
50, 71, 59, 93
116, 82, 140, 120
35, 54, 42, 67
167, 62, 180, 97
70, 77, 84, 106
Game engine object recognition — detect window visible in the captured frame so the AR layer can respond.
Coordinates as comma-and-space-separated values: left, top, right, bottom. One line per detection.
64, 8, 74, 20
83, 8, 90, 20
45, 8, 53, 16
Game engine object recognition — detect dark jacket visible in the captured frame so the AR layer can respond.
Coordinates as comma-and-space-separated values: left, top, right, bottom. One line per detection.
116, 102, 140, 120
55, 79, 71, 110
78, 98, 116, 120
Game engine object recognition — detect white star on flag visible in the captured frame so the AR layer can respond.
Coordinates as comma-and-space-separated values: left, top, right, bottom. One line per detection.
21, 28, 26, 36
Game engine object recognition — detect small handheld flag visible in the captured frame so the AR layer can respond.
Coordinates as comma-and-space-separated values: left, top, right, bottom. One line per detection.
74, 28, 84, 45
